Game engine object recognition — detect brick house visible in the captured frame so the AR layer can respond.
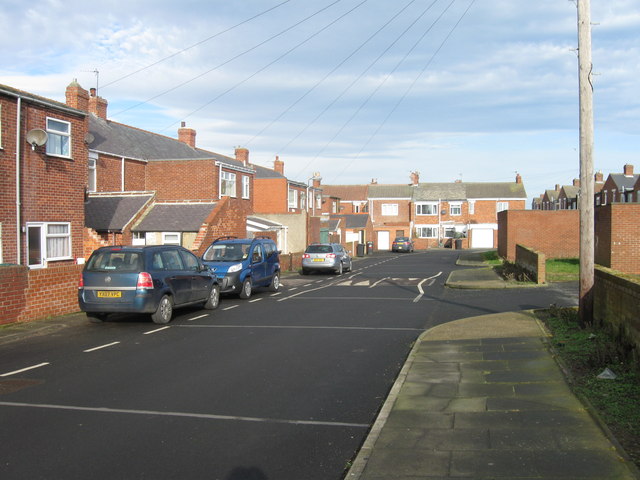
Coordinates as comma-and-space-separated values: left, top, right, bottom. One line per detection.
329, 214, 374, 254
321, 185, 369, 214
251, 156, 322, 252
64, 82, 255, 255
558, 181, 580, 210
367, 183, 414, 251
412, 176, 527, 249
1, 82, 89, 323
597, 164, 638, 206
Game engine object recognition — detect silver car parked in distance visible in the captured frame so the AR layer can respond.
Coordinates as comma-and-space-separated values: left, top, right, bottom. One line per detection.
301, 243, 353, 275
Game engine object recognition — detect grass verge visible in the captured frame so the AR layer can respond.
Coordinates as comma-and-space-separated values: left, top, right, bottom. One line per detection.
537, 306, 640, 468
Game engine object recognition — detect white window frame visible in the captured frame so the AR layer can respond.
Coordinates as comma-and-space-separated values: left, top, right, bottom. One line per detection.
497, 201, 509, 213
450, 202, 462, 216
45, 117, 71, 158
300, 191, 307, 210
26, 221, 72, 268
416, 202, 438, 216
416, 226, 438, 238
221, 171, 236, 197
381, 204, 398, 216
316, 193, 322, 209
162, 232, 181, 245
242, 175, 250, 199
444, 226, 456, 238
132, 231, 146, 246
468, 200, 475, 215
88, 151, 97, 192
288, 188, 298, 209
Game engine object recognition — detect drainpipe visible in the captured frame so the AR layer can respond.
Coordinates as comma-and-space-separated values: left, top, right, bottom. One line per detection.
15, 97, 22, 265
218, 163, 223, 199
438, 198, 442, 246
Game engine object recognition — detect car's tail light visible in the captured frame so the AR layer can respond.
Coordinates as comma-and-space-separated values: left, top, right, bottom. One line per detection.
137, 272, 154, 289
327, 253, 336, 258
78, 274, 84, 289
302, 254, 311, 259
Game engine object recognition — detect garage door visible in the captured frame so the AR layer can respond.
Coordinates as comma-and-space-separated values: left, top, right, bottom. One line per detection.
377, 231, 390, 250
471, 228, 494, 248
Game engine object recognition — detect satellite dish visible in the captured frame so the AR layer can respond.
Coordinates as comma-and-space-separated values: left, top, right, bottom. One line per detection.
84, 132, 95, 145
26, 129, 48, 150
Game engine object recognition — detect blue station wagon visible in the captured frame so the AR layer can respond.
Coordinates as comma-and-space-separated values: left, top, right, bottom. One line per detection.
201, 237, 280, 299
78, 245, 220, 324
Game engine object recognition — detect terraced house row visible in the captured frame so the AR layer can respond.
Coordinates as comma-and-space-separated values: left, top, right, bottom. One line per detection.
1, 80, 525, 323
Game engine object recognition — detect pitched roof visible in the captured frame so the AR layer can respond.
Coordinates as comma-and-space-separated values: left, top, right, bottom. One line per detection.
413, 183, 466, 201
321, 185, 369, 201
85, 194, 153, 231
609, 173, 639, 191
132, 203, 217, 232
368, 184, 414, 198
89, 116, 246, 170
252, 164, 285, 179
331, 214, 370, 229
0, 83, 86, 117
560, 185, 580, 199
464, 182, 527, 199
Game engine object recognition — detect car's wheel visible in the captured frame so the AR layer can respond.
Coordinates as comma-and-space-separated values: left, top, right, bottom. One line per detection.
335, 262, 343, 275
204, 283, 220, 310
269, 272, 280, 292
239, 278, 252, 299
87, 313, 107, 323
152, 295, 173, 324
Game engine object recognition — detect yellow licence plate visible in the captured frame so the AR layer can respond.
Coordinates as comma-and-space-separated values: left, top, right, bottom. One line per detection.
97, 291, 122, 298
313, 258, 325, 262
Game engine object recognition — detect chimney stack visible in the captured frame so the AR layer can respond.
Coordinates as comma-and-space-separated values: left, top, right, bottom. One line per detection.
235, 147, 249, 166
312, 173, 322, 189
555, 184, 561, 191
274, 156, 284, 175
573, 178, 580, 187
88, 87, 108, 119
595, 171, 604, 182
65, 79, 89, 112
178, 121, 197, 148
410, 171, 420, 186
623, 164, 634, 176
515, 173, 522, 184
371, 178, 377, 185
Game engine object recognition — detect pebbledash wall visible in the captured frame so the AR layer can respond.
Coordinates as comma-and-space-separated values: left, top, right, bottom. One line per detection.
498, 210, 579, 261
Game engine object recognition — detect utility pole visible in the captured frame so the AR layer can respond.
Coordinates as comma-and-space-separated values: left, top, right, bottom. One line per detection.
577, 0, 594, 326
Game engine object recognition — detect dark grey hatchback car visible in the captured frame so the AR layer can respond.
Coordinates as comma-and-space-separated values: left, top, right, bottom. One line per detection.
78, 245, 220, 324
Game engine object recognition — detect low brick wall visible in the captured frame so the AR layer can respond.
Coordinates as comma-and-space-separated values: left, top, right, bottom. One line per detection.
515, 244, 546, 284
594, 265, 640, 361
280, 252, 304, 272
0, 263, 84, 325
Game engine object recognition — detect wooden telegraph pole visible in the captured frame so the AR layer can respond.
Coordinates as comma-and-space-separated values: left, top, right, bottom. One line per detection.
577, 0, 594, 326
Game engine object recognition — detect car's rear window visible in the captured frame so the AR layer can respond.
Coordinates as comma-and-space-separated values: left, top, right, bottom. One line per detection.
203, 243, 251, 262
86, 250, 142, 272
305, 245, 333, 254
394, 237, 410, 242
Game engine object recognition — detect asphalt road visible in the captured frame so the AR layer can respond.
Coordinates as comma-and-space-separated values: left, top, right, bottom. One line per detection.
0, 250, 578, 480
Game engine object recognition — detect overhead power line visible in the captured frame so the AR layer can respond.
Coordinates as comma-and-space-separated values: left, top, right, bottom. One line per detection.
111, 0, 344, 118
101, 0, 293, 90
329, 0, 478, 184
243, 0, 420, 147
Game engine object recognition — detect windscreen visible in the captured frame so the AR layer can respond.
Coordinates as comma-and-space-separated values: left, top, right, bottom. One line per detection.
203, 243, 251, 262
86, 250, 142, 272
305, 245, 333, 254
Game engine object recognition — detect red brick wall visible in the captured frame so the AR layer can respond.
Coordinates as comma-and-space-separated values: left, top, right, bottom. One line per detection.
192, 196, 253, 256
254, 178, 288, 213
371, 199, 411, 225
96, 155, 146, 192
595, 203, 640, 274
0, 96, 19, 264
146, 159, 217, 201
498, 210, 579, 261
0, 263, 83, 325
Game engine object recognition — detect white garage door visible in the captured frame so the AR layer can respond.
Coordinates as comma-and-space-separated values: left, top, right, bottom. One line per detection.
377, 231, 390, 250
471, 228, 494, 248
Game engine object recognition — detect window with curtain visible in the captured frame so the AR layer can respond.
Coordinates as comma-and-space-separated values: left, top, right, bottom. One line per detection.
221, 171, 236, 197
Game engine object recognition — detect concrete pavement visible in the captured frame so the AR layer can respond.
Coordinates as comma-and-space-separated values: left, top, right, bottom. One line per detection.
346, 254, 639, 479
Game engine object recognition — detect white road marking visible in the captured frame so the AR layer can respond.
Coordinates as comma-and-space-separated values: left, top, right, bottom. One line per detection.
223, 305, 239, 311
0, 401, 369, 428
270, 292, 282, 297
188, 314, 208, 322
413, 272, 442, 303
83, 341, 121, 352
249, 298, 262, 303
369, 277, 388, 288
143, 327, 170, 335
1, 362, 50, 377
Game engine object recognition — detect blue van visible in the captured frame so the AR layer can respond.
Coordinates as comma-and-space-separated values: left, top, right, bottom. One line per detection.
201, 237, 280, 299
